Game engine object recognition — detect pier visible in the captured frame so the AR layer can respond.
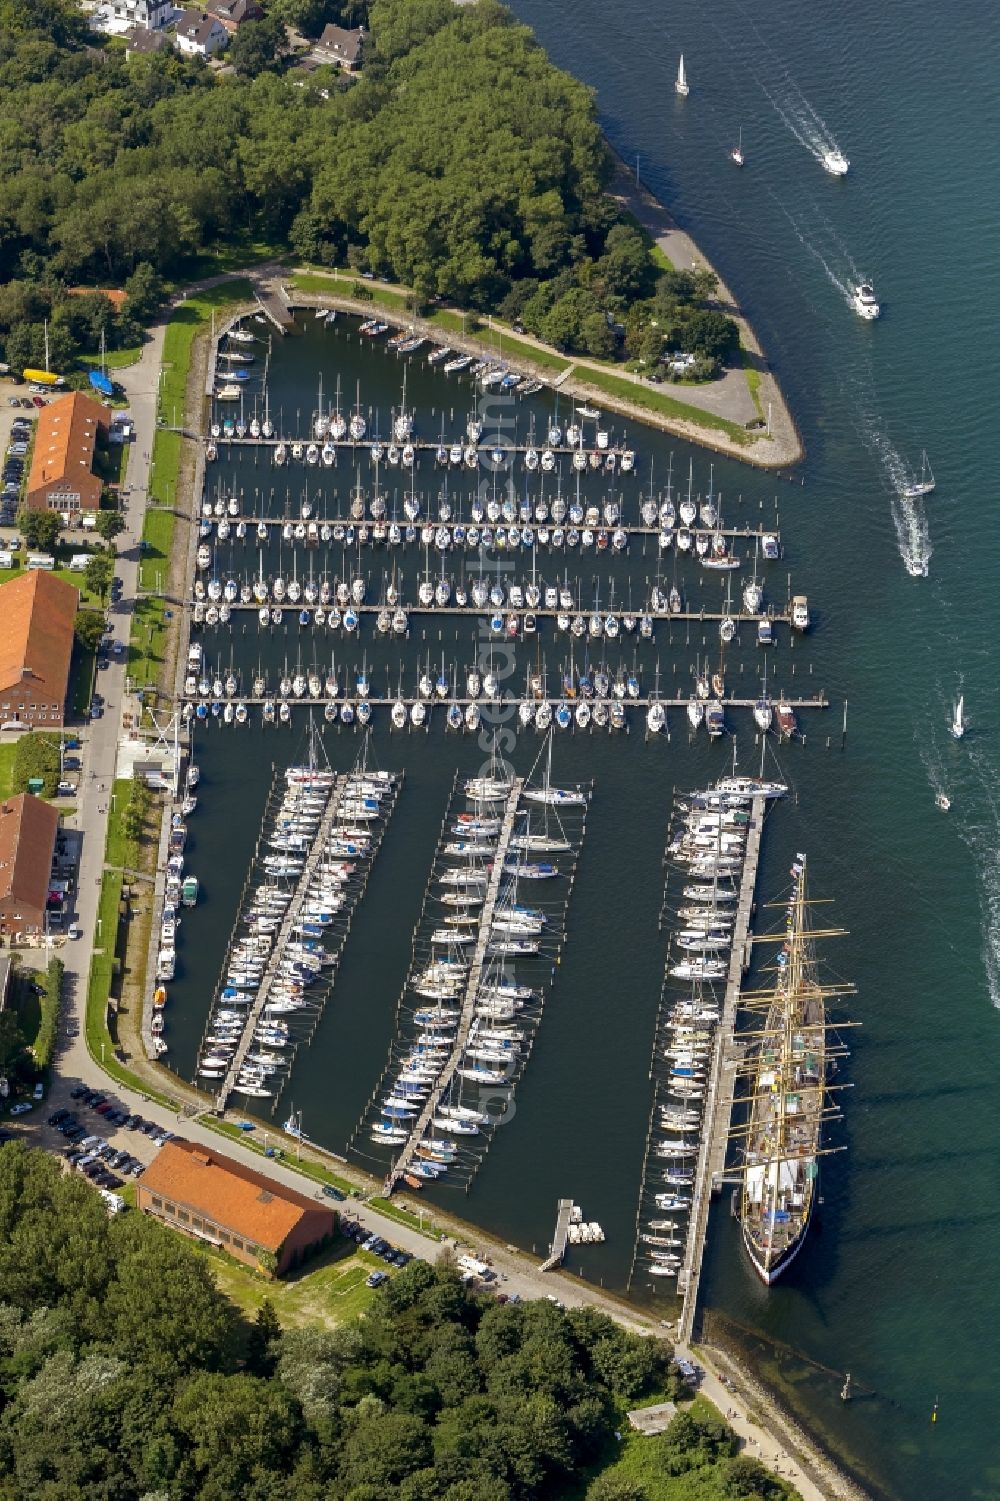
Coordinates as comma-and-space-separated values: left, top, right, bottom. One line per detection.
386, 778, 524, 1190
676, 792, 765, 1342
214, 773, 348, 1112
541, 1198, 576, 1272
192, 602, 791, 627
197, 514, 781, 545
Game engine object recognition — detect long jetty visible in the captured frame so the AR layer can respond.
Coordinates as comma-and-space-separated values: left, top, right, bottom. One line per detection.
214, 773, 348, 1112
676, 792, 765, 1342
541, 1198, 576, 1272
182, 693, 829, 713
387, 778, 524, 1190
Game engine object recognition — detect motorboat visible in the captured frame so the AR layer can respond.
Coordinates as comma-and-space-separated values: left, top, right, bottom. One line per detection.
822, 147, 849, 176
852, 279, 880, 320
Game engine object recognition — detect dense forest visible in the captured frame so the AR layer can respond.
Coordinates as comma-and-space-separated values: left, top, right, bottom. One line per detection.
0, 1144, 794, 1500
0, 0, 735, 373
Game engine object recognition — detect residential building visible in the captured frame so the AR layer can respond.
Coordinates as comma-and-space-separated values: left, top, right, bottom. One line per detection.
126, 26, 171, 54
204, 0, 263, 33
137, 1139, 336, 1276
0, 795, 60, 943
25, 392, 110, 516
315, 23, 365, 71
174, 8, 229, 55
108, 0, 174, 28
0, 572, 79, 731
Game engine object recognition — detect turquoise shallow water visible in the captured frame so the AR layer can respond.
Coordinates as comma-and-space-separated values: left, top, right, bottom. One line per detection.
167, 1, 1000, 1491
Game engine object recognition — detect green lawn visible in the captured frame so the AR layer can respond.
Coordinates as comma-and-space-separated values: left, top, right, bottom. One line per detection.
202, 1239, 390, 1331
138, 506, 175, 592
0, 562, 103, 609
78, 345, 144, 371
288, 271, 573, 375
577, 367, 751, 443
743, 351, 764, 421
128, 594, 168, 689
71, 642, 97, 718
103, 778, 134, 870
368, 1197, 440, 1240
0, 743, 17, 799
290, 269, 413, 313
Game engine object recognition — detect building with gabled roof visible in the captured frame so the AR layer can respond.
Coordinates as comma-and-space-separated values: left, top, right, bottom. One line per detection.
137, 1139, 336, 1275
0, 794, 60, 941
0, 572, 79, 731
25, 392, 110, 515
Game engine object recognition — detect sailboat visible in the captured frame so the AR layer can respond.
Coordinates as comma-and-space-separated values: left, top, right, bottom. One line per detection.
730, 126, 745, 167
950, 695, 965, 741
675, 54, 689, 97
903, 451, 935, 499
738, 854, 853, 1284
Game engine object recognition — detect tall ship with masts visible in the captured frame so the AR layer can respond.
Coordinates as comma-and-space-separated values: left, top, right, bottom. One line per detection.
737, 853, 852, 1284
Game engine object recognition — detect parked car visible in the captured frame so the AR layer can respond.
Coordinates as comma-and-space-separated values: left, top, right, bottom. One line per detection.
322, 1183, 346, 1202
365, 1271, 388, 1288
48, 1109, 69, 1125
9, 1102, 32, 1116
32, 1083, 43, 1100
31, 396, 45, 408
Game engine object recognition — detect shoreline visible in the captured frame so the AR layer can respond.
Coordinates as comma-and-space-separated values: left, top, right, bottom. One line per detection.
694, 1335, 873, 1501
606, 151, 804, 469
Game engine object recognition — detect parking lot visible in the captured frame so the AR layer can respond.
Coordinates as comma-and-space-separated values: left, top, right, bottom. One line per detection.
336, 1216, 414, 1287
0, 392, 38, 525
39, 1086, 179, 1197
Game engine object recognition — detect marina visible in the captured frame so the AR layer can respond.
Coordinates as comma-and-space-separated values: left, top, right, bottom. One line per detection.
191, 732, 401, 1112
629, 774, 773, 1317
347, 737, 590, 1193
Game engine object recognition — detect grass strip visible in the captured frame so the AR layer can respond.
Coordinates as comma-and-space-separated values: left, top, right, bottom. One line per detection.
202, 1116, 358, 1196
576, 367, 751, 442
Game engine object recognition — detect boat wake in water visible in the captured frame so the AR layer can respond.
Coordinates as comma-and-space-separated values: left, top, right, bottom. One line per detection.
936, 733, 1000, 1012
713, 2, 849, 170
866, 427, 933, 578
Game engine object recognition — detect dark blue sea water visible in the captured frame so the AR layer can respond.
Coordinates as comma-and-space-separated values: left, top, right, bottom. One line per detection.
504, 2, 1000, 1495
165, 2, 1000, 1493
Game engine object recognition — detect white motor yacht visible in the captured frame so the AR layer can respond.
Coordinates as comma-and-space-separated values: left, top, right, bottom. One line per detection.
853, 279, 880, 319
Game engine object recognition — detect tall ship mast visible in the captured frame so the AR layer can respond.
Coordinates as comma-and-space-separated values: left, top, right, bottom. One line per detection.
737, 853, 850, 1284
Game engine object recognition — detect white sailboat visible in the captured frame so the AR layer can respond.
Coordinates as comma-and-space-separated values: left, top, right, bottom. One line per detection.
675, 54, 689, 97
903, 451, 935, 499
730, 126, 744, 167
950, 695, 965, 741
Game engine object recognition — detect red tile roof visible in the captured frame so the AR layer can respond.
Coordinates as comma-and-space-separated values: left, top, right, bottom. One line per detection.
140, 1139, 330, 1250
0, 794, 59, 913
0, 571, 79, 702
27, 391, 110, 501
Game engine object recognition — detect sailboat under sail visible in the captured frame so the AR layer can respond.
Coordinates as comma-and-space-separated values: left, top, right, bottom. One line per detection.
675, 54, 689, 97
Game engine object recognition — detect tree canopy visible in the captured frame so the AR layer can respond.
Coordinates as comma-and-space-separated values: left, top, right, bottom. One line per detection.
0, 0, 737, 373
0, 1145, 799, 1500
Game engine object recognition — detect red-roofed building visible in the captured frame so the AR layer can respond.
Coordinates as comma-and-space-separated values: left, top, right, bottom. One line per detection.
25, 392, 110, 515
0, 571, 79, 730
0, 794, 60, 941
137, 1139, 336, 1275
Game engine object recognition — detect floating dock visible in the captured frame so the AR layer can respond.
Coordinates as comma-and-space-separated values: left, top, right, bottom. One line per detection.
676, 792, 765, 1341
386, 779, 524, 1189
214, 773, 350, 1112
541, 1198, 576, 1271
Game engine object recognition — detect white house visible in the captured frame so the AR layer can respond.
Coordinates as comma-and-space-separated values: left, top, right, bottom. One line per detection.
109, 0, 174, 28
174, 8, 229, 55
